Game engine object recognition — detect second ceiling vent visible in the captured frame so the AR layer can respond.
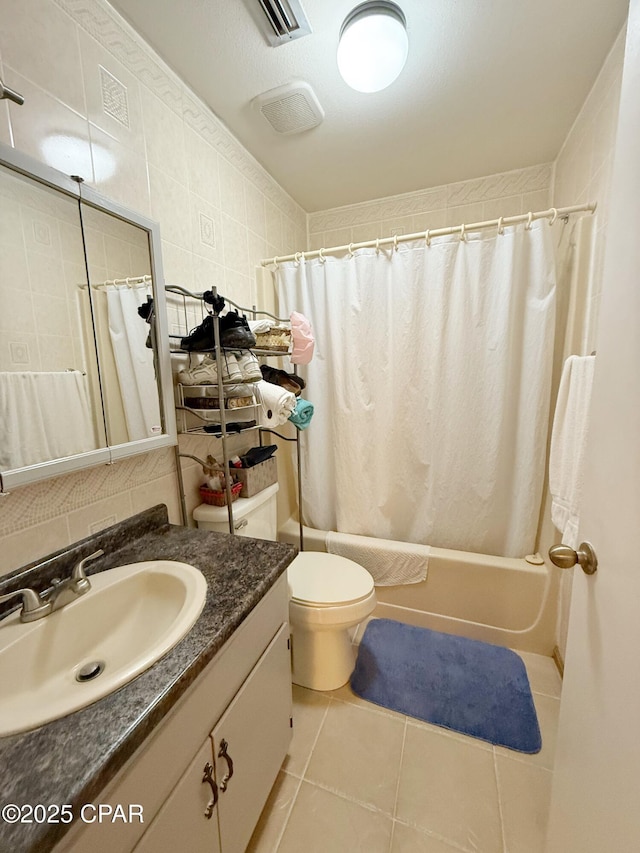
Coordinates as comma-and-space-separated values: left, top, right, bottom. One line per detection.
245, 0, 312, 46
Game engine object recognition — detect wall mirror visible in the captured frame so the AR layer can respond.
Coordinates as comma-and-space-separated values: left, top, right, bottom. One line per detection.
0, 142, 176, 492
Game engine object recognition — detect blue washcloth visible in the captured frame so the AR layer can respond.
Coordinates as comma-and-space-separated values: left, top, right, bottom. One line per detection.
288, 397, 314, 430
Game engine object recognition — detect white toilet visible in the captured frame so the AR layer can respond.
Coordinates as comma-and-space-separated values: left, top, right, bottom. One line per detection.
193, 484, 376, 691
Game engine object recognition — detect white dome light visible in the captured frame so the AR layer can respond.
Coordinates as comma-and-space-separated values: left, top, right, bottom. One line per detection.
337, 2, 408, 93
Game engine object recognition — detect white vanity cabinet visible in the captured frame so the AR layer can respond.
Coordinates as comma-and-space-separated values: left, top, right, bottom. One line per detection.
60, 574, 292, 853
134, 623, 292, 853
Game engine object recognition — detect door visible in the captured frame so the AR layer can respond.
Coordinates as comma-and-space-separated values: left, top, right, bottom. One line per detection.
545, 3, 640, 851
211, 623, 293, 853
133, 739, 221, 853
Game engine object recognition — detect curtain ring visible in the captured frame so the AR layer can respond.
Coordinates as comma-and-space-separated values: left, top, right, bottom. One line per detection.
459, 223, 466, 242
318, 248, 326, 263
425, 230, 431, 247
348, 243, 355, 258
548, 208, 558, 226
525, 211, 534, 230
272, 257, 279, 270
497, 216, 504, 235
375, 238, 380, 255
393, 234, 398, 251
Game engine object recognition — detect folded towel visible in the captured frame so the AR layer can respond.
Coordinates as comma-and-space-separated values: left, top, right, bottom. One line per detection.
248, 318, 273, 335
549, 355, 596, 548
288, 397, 314, 430
255, 379, 296, 428
326, 531, 429, 586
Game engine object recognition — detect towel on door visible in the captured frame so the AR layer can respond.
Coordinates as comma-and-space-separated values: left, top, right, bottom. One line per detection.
326, 530, 429, 586
549, 355, 595, 548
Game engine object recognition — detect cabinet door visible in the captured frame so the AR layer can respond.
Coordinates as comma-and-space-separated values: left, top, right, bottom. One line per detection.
133, 739, 221, 853
211, 623, 292, 853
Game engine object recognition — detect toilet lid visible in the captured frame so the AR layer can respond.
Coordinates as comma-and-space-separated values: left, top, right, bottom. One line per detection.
288, 552, 375, 606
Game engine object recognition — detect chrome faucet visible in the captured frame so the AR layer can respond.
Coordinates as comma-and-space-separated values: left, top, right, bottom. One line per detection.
0, 549, 104, 623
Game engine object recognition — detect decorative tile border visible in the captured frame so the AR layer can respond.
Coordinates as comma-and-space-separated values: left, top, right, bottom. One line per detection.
54, 0, 305, 228
447, 163, 553, 207
0, 447, 176, 536
309, 163, 553, 234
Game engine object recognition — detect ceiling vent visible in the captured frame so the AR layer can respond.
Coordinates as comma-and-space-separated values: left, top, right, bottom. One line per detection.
253, 82, 324, 134
245, 0, 312, 46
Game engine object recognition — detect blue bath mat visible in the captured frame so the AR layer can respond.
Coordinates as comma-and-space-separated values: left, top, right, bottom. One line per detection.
351, 619, 541, 753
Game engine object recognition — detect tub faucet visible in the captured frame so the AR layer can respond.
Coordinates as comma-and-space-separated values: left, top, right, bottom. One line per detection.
0, 549, 104, 623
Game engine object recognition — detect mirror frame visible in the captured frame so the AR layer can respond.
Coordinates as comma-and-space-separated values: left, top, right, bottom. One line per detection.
0, 141, 177, 492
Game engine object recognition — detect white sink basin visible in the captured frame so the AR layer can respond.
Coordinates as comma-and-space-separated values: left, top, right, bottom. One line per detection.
0, 560, 207, 736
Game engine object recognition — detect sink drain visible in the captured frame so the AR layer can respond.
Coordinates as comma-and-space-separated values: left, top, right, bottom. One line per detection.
75, 661, 106, 682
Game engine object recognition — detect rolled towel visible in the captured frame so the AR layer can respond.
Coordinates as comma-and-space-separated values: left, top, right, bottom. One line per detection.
255, 379, 296, 427
288, 397, 314, 430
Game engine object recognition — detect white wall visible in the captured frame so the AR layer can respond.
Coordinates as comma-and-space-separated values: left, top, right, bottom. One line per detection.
547, 27, 626, 663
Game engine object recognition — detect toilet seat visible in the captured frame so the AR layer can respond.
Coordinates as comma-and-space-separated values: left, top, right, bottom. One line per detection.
288, 552, 375, 607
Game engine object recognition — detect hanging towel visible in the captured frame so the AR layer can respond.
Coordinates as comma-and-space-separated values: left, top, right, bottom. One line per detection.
0, 371, 97, 470
255, 379, 296, 428
326, 530, 429, 586
288, 397, 314, 430
549, 355, 596, 548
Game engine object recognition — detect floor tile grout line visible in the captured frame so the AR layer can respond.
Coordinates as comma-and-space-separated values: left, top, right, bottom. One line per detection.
388, 717, 408, 853
272, 773, 304, 853
493, 747, 508, 853
297, 695, 332, 780
299, 775, 399, 820
391, 816, 477, 853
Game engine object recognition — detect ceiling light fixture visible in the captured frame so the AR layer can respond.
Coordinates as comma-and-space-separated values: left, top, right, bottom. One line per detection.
337, 1, 408, 93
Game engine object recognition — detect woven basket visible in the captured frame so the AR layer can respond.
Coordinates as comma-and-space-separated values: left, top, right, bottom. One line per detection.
254, 328, 291, 351
199, 482, 242, 506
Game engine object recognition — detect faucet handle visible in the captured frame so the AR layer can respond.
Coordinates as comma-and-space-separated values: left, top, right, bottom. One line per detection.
70, 549, 104, 594
0, 588, 53, 623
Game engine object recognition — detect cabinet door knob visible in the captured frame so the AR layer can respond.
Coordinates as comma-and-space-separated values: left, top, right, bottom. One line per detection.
218, 739, 234, 791
202, 761, 218, 818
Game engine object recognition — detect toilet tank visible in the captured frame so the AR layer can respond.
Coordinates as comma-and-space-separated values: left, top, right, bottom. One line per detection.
193, 483, 279, 540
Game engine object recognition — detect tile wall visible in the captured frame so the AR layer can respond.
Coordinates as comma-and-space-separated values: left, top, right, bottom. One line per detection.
0, 0, 306, 575
307, 162, 553, 250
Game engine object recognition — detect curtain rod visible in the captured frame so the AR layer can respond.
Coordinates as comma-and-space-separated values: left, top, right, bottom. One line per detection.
261, 203, 597, 267
78, 274, 152, 290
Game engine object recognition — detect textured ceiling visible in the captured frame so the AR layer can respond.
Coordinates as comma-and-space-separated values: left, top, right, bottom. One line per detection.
109, 0, 628, 212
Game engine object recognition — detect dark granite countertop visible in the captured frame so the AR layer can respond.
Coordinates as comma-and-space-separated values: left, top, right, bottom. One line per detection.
0, 506, 297, 853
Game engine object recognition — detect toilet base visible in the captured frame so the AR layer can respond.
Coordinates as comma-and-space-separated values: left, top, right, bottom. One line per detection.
290, 625, 356, 691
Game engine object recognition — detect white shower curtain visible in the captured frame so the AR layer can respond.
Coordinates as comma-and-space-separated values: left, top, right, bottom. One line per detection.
106, 287, 160, 441
277, 222, 557, 557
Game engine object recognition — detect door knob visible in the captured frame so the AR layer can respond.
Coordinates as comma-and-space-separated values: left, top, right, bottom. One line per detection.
548, 541, 598, 575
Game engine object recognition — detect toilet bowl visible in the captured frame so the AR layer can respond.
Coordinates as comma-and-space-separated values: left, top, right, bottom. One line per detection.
288, 552, 376, 691
192, 487, 376, 691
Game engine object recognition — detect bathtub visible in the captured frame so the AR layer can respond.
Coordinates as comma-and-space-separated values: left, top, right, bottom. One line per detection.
278, 519, 556, 655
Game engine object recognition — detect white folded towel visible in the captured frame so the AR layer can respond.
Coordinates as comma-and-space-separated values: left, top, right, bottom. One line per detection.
326, 530, 429, 586
255, 379, 296, 428
549, 355, 596, 548
248, 318, 273, 335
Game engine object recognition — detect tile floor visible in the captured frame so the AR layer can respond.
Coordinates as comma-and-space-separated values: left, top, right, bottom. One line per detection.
247, 621, 562, 853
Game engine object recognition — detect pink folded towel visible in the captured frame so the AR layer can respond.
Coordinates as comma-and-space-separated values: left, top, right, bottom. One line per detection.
290, 311, 315, 364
